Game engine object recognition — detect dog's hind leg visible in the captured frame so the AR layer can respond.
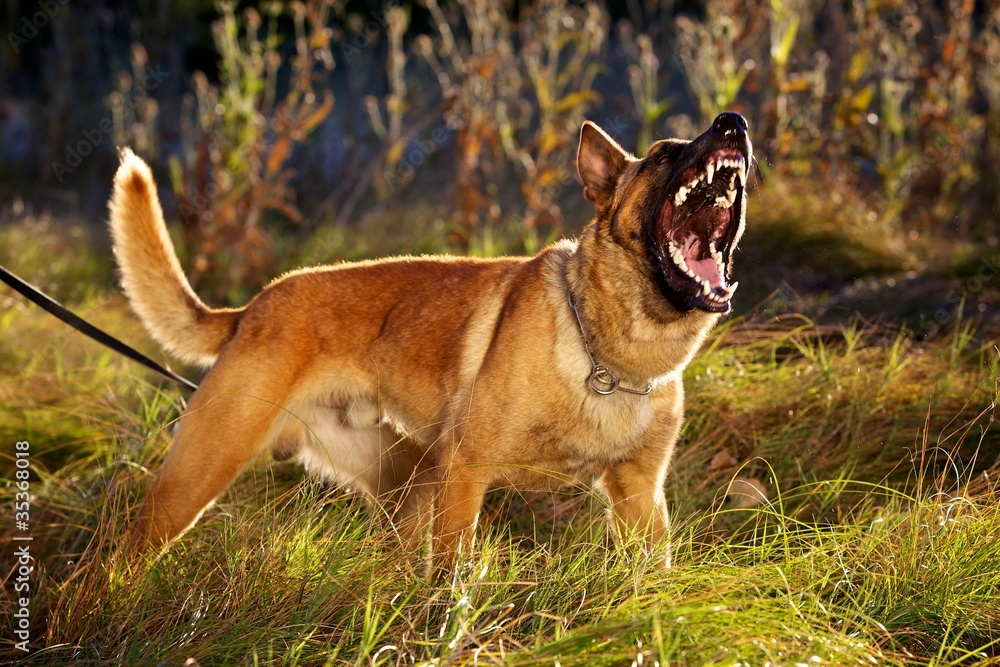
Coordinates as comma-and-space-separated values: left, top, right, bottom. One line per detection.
129, 351, 300, 551
367, 437, 437, 548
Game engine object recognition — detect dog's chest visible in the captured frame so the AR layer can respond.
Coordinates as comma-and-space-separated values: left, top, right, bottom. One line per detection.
481, 383, 663, 487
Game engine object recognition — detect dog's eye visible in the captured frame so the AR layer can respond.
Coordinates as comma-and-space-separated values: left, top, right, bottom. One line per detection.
656, 152, 671, 166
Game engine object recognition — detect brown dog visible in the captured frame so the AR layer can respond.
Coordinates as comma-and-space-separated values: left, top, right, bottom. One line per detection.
109, 113, 751, 569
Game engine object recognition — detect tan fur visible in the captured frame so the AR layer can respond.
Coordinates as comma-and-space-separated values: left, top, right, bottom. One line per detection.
109, 150, 240, 366
110, 121, 746, 570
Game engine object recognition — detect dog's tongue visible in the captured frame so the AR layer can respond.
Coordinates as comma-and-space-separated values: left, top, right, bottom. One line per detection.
681, 236, 723, 287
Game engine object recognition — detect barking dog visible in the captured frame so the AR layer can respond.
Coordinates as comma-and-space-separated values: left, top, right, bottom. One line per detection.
109, 112, 751, 569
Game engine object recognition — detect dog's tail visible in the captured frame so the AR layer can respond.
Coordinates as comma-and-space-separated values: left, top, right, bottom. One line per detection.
108, 149, 241, 367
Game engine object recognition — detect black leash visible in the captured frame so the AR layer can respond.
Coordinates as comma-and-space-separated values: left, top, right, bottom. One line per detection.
0, 263, 199, 392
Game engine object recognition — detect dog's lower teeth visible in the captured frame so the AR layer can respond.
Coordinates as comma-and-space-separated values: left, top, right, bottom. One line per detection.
669, 244, 692, 275
714, 195, 731, 209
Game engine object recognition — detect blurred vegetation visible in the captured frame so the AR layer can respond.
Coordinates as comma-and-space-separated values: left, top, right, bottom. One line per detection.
165, 1, 335, 303
0, 0, 997, 312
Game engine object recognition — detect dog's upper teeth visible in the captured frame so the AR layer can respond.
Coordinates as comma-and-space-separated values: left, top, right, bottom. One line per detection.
675, 186, 689, 206
705, 161, 715, 185
709, 241, 725, 271
688, 176, 702, 190
701, 280, 711, 296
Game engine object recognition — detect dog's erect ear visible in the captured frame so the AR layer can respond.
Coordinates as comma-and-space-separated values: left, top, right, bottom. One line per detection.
577, 121, 632, 210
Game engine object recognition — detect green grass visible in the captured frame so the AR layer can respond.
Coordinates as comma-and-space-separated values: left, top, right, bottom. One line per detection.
1, 220, 999, 665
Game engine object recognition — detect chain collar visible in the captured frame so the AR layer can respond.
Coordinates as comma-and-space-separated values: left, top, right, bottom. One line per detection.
567, 292, 653, 396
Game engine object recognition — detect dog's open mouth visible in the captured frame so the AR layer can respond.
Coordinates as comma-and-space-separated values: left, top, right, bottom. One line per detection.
654, 120, 750, 313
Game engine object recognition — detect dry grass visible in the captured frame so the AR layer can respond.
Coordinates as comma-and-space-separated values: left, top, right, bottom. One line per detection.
1, 221, 998, 663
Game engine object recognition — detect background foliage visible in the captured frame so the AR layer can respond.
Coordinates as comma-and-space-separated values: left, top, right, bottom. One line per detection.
1, 0, 999, 664
2, 0, 997, 309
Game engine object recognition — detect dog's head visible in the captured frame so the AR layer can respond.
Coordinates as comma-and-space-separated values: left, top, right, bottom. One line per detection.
577, 113, 752, 313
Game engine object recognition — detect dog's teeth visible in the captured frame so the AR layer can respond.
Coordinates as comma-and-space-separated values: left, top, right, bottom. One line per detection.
727, 187, 737, 206
726, 281, 740, 296
708, 240, 722, 263
669, 245, 691, 275
701, 280, 711, 296
674, 186, 688, 206
709, 241, 725, 271
688, 177, 701, 190
714, 195, 730, 209
705, 161, 715, 185
737, 163, 747, 187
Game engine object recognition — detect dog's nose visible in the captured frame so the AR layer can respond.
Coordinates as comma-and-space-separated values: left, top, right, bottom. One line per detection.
711, 112, 748, 137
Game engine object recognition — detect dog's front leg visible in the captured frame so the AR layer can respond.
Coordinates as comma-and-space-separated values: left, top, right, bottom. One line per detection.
429, 461, 489, 574
597, 458, 673, 566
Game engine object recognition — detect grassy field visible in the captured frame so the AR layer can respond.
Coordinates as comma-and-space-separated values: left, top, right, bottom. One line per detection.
1, 206, 999, 665
2, 0, 999, 662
